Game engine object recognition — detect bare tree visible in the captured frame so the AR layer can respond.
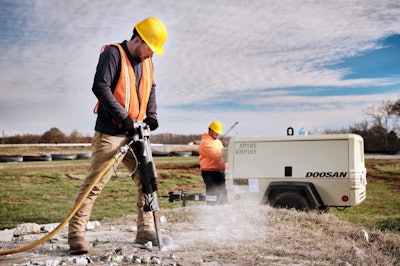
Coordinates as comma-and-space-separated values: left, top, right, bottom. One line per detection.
348, 120, 369, 135
363, 100, 397, 152
389, 98, 400, 135
41, 127, 66, 143
320, 127, 350, 134
67, 130, 91, 143
390, 98, 400, 116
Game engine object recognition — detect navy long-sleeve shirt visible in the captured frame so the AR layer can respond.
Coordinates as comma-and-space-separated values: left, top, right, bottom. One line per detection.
92, 40, 157, 137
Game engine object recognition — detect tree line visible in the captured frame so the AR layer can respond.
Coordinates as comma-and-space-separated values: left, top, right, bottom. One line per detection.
321, 98, 400, 154
1, 128, 92, 144
2, 99, 399, 154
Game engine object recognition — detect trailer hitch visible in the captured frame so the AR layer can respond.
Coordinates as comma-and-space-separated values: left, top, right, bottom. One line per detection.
163, 191, 219, 207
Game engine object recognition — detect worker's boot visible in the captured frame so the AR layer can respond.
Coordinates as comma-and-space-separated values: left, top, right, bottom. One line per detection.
68, 236, 89, 255
135, 231, 172, 246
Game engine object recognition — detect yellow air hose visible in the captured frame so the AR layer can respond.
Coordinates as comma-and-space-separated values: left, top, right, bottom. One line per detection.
0, 157, 118, 256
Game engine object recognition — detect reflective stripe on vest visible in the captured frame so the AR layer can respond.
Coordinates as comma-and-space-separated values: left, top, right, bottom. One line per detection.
94, 43, 154, 121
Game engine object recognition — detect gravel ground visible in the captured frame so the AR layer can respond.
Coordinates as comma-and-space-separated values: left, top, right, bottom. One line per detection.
0, 217, 190, 266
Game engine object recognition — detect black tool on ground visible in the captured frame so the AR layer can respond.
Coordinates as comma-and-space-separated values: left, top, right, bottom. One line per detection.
129, 121, 163, 250
163, 190, 222, 207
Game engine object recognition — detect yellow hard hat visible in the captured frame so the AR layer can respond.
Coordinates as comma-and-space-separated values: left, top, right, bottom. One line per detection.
135, 17, 168, 55
209, 121, 223, 134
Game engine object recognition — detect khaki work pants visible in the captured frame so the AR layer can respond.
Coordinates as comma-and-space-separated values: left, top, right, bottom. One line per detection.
68, 131, 154, 239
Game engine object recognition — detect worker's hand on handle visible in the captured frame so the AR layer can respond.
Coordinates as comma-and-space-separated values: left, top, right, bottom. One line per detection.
120, 116, 136, 136
143, 117, 158, 131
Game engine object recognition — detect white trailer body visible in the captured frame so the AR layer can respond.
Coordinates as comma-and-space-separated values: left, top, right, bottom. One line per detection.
224, 134, 367, 210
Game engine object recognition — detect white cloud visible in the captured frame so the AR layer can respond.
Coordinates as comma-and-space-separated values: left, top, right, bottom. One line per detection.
0, 0, 399, 136
155, 0, 400, 107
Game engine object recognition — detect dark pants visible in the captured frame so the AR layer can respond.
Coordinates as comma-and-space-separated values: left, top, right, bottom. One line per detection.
201, 171, 227, 205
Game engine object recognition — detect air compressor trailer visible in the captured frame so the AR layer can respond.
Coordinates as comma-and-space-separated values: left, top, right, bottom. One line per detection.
165, 134, 367, 211
223, 134, 367, 211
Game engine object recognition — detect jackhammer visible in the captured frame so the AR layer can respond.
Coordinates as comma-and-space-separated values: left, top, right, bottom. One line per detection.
128, 121, 163, 250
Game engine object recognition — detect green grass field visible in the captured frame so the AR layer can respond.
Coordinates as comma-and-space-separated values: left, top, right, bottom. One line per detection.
0, 157, 399, 231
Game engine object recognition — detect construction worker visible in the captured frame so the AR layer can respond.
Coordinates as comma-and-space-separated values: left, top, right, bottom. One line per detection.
68, 17, 168, 255
199, 121, 227, 205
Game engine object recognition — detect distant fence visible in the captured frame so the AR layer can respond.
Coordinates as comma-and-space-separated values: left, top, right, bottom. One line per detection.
0, 143, 199, 162
0, 143, 198, 152
0, 143, 91, 147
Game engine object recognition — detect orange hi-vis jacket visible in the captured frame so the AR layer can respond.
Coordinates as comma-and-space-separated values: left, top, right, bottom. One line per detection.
94, 43, 154, 121
199, 132, 227, 172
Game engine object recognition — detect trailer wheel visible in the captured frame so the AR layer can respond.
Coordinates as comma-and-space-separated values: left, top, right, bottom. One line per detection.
271, 192, 310, 211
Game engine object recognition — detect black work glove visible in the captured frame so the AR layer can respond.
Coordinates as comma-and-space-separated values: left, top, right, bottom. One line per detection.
143, 117, 159, 131
120, 116, 135, 136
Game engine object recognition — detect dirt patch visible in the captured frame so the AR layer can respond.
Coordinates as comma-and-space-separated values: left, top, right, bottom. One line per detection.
1, 205, 399, 266
0, 199, 32, 205
367, 175, 400, 193
365, 155, 400, 193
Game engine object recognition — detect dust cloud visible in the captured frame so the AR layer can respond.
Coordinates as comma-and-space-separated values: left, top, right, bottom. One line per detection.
169, 204, 270, 248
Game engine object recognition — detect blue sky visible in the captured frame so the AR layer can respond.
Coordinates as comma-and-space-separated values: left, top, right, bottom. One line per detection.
0, 0, 399, 138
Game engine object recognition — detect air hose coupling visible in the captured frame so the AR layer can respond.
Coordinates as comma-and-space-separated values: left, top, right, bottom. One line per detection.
114, 140, 134, 159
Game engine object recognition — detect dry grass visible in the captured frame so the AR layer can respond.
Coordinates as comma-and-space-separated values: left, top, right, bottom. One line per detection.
164, 205, 400, 265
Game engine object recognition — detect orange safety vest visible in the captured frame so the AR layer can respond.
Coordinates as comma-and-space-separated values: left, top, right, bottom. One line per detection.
199, 132, 227, 172
94, 43, 154, 121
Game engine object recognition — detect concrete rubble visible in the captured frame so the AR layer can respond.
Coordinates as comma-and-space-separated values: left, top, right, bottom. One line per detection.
0, 218, 192, 266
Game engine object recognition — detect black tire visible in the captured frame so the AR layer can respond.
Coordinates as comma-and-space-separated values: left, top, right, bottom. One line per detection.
271, 192, 310, 211
0, 156, 23, 163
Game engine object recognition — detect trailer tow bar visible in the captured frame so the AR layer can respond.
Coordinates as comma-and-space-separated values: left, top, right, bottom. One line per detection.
163, 191, 221, 207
